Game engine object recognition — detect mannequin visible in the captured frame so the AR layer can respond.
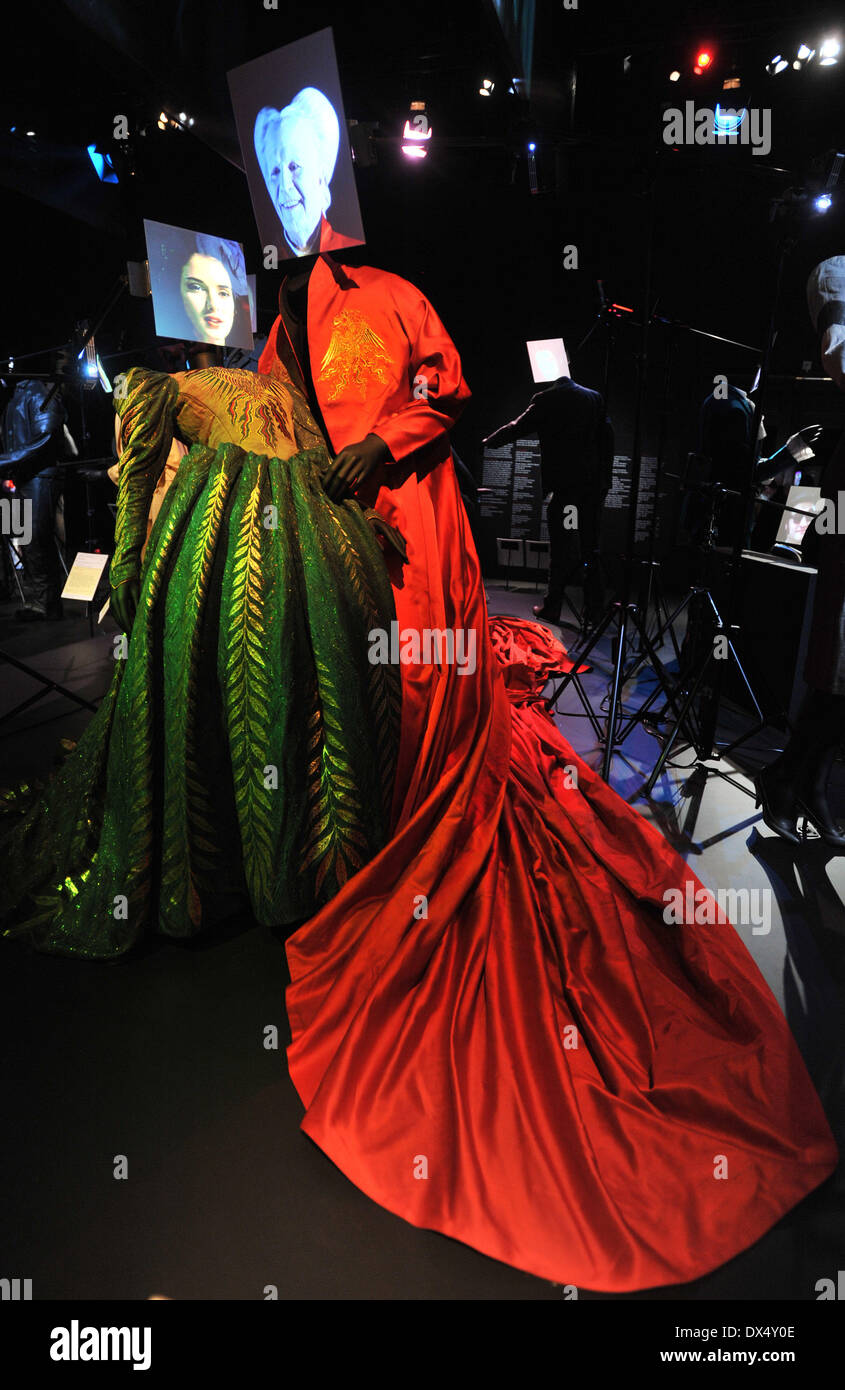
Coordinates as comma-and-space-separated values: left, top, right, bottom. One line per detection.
274, 255, 393, 503
483, 375, 612, 626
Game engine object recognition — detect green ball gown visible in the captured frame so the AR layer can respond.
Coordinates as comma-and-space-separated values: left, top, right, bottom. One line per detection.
0, 365, 403, 955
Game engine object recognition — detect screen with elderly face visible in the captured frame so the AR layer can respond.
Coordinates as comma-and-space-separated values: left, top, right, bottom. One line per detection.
227, 27, 365, 262
143, 218, 254, 351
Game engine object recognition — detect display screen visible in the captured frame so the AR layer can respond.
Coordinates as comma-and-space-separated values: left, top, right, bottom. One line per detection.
143, 218, 254, 351
526, 338, 569, 383
227, 27, 365, 263
775, 485, 824, 549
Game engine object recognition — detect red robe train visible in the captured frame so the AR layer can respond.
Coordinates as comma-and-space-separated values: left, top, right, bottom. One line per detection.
257, 255, 837, 1291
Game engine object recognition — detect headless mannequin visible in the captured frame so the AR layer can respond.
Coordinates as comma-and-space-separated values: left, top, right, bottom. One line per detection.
274, 253, 393, 500
276, 254, 329, 439
186, 346, 223, 371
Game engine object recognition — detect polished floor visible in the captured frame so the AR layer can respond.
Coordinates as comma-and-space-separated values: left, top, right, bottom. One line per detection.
1, 586, 842, 1300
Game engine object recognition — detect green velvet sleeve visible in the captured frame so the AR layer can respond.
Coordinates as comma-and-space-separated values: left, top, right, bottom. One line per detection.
110, 368, 180, 593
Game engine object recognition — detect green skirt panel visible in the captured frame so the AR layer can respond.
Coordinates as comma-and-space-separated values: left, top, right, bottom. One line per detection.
0, 443, 401, 958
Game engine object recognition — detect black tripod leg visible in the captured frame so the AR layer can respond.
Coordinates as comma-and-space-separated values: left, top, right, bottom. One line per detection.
568, 672, 606, 742
0, 648, 98, 724
602, 606, 629, 781
544, 604, 620, 711
643, 651, 714, 797
713, 639, 768, 758
617, 607, 693, 742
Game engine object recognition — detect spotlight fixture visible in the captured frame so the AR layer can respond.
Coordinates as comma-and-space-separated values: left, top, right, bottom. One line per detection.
157, 108, 190, 133
669, 70, 681, 82
694, 48, 714, 74
527, 141, 538, 194
479, 77, 494, 96
714, 103, 746, 136
723, 75, 741, 89
820, 36, 840, 65
402, 100, 431, 159
766, 55, 789, 75
87, 144, 119, 184
814, 192, 833, 211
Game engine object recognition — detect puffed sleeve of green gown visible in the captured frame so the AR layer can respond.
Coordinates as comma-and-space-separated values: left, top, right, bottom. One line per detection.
109, 368, 180, 597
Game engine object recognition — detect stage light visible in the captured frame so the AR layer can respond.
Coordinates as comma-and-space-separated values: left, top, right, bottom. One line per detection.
479, 78, 494, 96
814, 192, 833, 211
25, 129, 35, 137
714, 103, 746, 136
820, 37, 840, 65
527, 142, 538, 194
766, 54, 788, 74
797, 44, 814, 61
723, 76, 741, 89
696, 50, 713, 70
179, 112, 187, 122
87, 144, 119, 184
402, 101, 431, 159
669, 70, 681, 81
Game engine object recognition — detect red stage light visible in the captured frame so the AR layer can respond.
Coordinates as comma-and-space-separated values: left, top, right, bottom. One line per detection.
696, 50, 713, 69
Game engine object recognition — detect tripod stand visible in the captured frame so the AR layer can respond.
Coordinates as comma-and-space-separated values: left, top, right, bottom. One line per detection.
641, 191, 810, 799
543, 159, 688, 783
626, 313, 763, 679
640, 484, 767, 795
0, 286, 128, 731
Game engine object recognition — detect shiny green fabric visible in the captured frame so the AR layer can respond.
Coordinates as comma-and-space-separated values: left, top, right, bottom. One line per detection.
1, 373, 401, 958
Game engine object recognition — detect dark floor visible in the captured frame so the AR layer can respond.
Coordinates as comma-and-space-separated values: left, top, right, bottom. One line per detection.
1, 589, 842, 1300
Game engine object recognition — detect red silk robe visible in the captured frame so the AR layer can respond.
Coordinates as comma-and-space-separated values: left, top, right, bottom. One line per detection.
259, 253, 475, 819
317, 214, 361, 254
257, 257, 837, 1291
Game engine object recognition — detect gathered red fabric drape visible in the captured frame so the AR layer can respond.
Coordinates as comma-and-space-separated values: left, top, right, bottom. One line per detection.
259, 258, 837, 1290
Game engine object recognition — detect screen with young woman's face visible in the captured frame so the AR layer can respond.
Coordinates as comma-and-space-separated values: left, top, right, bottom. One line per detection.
227, 27, 365, 263
143, 218, 255, 351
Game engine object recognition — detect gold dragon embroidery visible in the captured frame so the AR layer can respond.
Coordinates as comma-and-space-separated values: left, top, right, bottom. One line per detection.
319, 309, 393, 401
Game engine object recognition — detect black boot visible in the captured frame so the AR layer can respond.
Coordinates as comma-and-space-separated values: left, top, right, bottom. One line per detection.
533, 598, 561, 623
754, 762, 801, 844
796, 745, 845, 850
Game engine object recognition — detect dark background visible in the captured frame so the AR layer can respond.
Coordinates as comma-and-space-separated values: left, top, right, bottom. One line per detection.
3, 0, 845, 483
